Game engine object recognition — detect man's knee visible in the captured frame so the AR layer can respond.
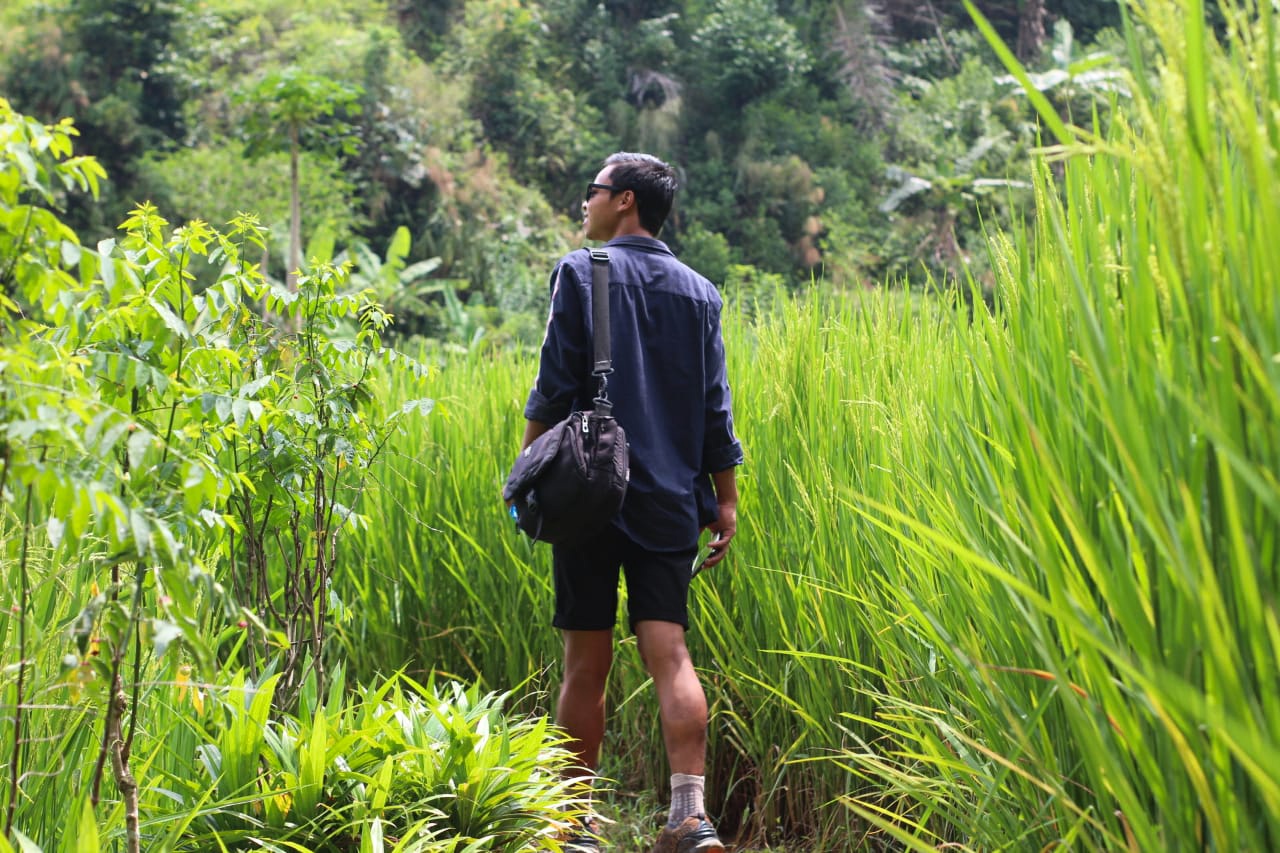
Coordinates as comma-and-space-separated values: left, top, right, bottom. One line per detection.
634, 620, 692, 675
563, 659, 612, 693
563, 630, 614, 689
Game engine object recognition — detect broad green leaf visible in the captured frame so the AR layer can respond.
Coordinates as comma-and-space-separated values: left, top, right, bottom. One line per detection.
151, 619, 183, 657
10, 829, 40, 853
65, 798, 98, 853
371, 756, 394, 811
361, 817, 384, 853
307, 224, 336, 266
149, 365, 170, 395
387, 225, 410, 263
130, 508, 152, 556
401, 257, 442, 281
150, 298, 191, 339
59, 239, 80, 268
13, 147, 39, 188
296, 707, 327, 818
46, 515, 65, 548
127, 428, 151, 471
71, 489, 92, 538
239, 375, 274, 398
399, 398, 434, 417
96, 239, 117, 289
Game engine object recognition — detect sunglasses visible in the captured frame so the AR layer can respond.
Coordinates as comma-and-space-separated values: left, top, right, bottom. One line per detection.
584, 182, 623, 202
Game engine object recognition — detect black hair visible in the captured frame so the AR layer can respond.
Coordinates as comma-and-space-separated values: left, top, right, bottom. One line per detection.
603, 152, 677, 236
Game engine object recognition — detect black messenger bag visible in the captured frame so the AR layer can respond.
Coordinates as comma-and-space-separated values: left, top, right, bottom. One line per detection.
503, 249, 629, 544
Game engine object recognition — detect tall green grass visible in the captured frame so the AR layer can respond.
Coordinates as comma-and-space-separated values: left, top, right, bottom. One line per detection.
336, 348, 564, 695
338, 1, 1280, 848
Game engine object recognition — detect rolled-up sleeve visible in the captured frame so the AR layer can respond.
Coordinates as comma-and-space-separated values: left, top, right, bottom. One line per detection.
525, 264, 589, 425
701, 303, 744, 473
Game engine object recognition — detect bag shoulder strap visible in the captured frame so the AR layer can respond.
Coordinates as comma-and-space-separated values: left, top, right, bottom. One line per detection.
588, 248, 611, 377
587, 248, 614, 411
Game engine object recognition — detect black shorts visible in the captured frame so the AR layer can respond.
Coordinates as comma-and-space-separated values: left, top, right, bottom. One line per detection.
552, 525, 698, 633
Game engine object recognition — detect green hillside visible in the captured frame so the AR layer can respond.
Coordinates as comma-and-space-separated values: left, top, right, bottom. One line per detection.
3, 0, 1126, 342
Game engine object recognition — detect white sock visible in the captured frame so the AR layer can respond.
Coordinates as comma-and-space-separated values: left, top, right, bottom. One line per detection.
668, 773, 706, 826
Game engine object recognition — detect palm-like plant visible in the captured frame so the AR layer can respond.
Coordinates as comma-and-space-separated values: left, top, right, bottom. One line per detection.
338, 227, 444, 327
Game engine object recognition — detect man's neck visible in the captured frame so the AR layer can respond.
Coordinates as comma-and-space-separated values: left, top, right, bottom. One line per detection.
605, 223, 654, 241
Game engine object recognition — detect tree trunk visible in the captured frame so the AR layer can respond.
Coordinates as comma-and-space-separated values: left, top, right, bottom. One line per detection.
4, 486, 31, 840
1016, 0, 1047, 62
288, 122, 302, 292
108, 685, 141, 853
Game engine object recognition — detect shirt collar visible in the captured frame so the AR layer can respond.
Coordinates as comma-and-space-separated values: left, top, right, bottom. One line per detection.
602, 235, 674, 255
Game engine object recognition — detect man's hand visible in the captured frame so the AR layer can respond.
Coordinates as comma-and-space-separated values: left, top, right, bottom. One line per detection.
700, 467, 739, 570
700, 501, 736, 570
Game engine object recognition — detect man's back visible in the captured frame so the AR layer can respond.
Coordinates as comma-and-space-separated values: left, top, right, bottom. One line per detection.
528, 235, 739, 552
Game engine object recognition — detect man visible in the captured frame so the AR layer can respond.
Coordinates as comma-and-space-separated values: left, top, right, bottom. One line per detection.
518, 152, 743, 852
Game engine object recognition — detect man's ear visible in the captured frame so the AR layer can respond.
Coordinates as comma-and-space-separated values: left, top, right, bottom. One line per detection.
617, 189, 636, 211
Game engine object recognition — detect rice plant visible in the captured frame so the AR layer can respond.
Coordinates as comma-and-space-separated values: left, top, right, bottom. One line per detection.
339, 1, 1280, 848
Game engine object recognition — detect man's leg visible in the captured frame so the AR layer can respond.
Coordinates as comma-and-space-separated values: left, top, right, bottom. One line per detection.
635, 619, 725, 851
634, 620, 706, 774
558, 629, 615, 773
552, 528, 620, 849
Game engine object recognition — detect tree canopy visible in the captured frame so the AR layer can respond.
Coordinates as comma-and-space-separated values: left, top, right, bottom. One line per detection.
1, 0, 1133, 339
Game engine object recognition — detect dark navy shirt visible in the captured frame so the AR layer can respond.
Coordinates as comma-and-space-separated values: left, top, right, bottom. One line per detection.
524, 235, 744, 552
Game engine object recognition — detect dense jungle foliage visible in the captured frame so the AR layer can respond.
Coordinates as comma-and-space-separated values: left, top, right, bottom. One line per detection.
2, 0, 1131, 344
5, 0, 1279, 851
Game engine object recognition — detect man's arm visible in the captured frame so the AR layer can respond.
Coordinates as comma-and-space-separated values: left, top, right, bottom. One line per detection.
524, 263, 589, 426
701, 467, 738, 569
508, 261, 586, 505
521, 419, 552, 451
699, 298, 742, 570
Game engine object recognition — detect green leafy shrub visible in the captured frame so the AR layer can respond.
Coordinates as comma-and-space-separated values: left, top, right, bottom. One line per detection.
170, 670, 585, 851
1, 98, 472, 851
